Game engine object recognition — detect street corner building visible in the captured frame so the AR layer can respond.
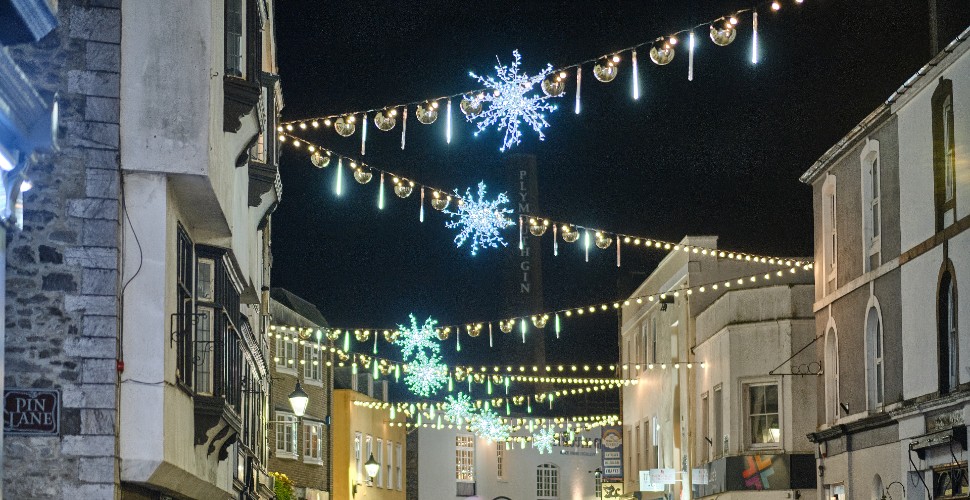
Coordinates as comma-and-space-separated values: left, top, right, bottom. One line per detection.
800, 25, 970, 500
1, 0, 285, 498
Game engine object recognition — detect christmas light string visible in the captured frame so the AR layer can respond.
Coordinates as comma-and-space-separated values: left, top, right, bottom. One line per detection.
269, 243, 811, 342
279, 0, 805, 131
283, 133, 812, 266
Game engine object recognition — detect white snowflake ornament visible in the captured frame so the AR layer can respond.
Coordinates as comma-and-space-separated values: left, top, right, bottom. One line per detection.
470, 405, 510, 442
394, 314, 441, 359
445, 182, 515, 256
444, 392, 476, 426
532, 427, 556, 454
467, 50, 559, 151
403, 351, 447, 398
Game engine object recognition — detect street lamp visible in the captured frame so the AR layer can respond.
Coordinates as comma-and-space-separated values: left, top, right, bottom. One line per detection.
288, 382, 309, 417
364, 453, 380, 480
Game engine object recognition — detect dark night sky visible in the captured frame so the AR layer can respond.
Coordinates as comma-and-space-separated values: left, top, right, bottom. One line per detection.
271, 1, 970, 371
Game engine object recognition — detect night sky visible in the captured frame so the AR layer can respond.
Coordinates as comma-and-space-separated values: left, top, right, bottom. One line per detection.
272, 1, 970, 372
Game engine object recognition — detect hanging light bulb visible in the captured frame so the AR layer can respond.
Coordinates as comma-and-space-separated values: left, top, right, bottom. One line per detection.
334, 115, 356, 137
650, 39, 676, 65
593, 55, 619, 82
374, 108, 397, 131
541, 72, 567, 97
416, 100, 439, 124
595, 231, 613, 249
529, 218, 550, 236
353, 165, 373, 184
430, 190, 451, 211
561, 224, 580, 243
393, 177, 415, 198
310, 150, 331, 168
710, 19, 738, 46
460, 93, 483, 117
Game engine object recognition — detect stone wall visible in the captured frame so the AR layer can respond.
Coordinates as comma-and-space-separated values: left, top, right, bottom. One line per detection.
3, 1, 121, 498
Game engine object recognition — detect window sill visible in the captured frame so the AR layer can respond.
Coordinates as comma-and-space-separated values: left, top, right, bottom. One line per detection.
275, 366, 296, 375
304, 378, 325, 388
303, 457, 323, 465
275, 452, 297, 460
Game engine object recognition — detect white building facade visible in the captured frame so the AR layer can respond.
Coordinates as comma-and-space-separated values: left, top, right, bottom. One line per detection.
410, 425, 604, 500
801, 26, 970, 500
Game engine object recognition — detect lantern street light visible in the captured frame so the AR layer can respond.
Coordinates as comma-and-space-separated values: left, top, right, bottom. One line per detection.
364, 453, 380, 480
288, 382, 309, 417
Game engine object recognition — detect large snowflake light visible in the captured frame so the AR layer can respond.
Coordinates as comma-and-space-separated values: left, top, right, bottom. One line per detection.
404, 351, 448, 397
445, 182, 515, 256
394, 315, 441, 359
532, 427, 556, 455
444, 393, 476, 426
470, 406, 510, 442
467, 50, 558, 151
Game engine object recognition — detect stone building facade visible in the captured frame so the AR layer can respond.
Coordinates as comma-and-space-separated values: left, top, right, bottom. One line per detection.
2, 0, 284, 498
3, 1, 122, 497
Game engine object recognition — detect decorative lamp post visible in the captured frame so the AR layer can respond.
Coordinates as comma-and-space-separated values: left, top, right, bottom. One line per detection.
288, 382, 309, 417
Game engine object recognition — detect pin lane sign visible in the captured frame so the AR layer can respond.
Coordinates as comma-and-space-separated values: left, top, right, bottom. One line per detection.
4, 389, 59, 435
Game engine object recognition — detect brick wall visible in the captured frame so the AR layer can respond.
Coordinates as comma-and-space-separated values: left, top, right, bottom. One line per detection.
3, 1, 121, 498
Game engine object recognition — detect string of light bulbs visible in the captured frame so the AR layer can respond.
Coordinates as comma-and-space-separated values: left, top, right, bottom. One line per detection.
269, 261, 812, 347
279, 132, 812, 267
279, 0, 803, 141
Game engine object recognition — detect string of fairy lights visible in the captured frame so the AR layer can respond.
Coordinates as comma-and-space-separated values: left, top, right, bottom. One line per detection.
280, 132, 811, 267
269, 261, 811, 349
280, 0, 804, 154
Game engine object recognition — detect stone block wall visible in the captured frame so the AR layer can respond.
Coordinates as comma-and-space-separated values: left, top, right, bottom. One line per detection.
4, 1, 121, 498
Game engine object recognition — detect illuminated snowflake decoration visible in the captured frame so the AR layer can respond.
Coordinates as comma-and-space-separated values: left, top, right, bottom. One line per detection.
394, 314, 441, 359
445, 393, 476, 426
467, 50, 558, 151
532, 427, 556, 455
404, 351, 448, 398
470, 406, 510, 442
445, 182, 515, 256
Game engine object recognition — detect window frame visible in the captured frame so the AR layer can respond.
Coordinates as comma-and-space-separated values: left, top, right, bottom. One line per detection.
496, 441, 506, 481
456, 433, 475, 483
376, 437, 384, 488
302, 420, 323, 464
939, 264, 959, 394
275, 334, 296, 374
224, 0, 246, 78
395, 442, 403, 490
385, 440, 393, 489
712, 386, 723, 457
822, 175, 838, 293
743, 380, 782, 450
932, 78, 957, 231
537, 463, 560, 499
701, 391, 710, 460
865, 302, 885, 410
354, 432, 363, 483
825, 322, 841, 423
274, 412, 297, 459
934, 461, 969, 499
303, 343, 322, 384
860, 140, 881, 272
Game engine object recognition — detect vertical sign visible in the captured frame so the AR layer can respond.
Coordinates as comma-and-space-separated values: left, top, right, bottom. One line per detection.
502, 154, 545, 367
601, 425, 623, 482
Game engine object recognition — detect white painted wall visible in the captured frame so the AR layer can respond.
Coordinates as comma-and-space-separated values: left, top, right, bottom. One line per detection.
416, 427, 602, 500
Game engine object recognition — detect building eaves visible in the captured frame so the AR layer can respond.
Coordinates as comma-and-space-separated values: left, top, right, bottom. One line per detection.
270, 287, 329, 327
800, 25, 970, 186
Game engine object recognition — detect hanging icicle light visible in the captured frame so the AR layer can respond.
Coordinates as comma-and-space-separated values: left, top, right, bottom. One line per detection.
361, 113, 368, 154
334, 158, 344, 196
688, 31, 695, 81
400, 107, 408, 149
751, 11, 760, 64
446, 98, 453, 144
631, 50, 640, 100
574, 66, 582, 114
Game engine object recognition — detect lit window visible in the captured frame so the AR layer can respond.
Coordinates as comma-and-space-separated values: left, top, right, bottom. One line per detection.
456, 434, 475, 482
934, 462, 969, 499
303, 344, 321, 382
746, 383, 780, 447
302, 421, 323, 463
275, 334, 296, 372
537, 463, 559, 499
275, 412, 297, 458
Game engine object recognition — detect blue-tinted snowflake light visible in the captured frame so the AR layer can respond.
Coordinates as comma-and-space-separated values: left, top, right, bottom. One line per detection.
394, 314, 441, 359
404, 351, 447, 398
444, 392, 476, 426
467, 50, 558, 151
445, 182, 515, 256
470, 406, 510, 442
532, 427, 556, 455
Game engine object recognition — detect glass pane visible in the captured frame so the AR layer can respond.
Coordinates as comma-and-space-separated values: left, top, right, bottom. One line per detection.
749, 386, 764, 414
872, 200, 880, 237
765, 385, 779, 413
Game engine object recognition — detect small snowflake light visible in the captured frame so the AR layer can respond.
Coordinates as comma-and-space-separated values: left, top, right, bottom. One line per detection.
394, 314, 441, 359
532, 427, 556, 454
445, 182, 515, 255
470, 406, 510, 442
444, 393, 476, 426
467, 50, 558, 151
404, 351, 448, 398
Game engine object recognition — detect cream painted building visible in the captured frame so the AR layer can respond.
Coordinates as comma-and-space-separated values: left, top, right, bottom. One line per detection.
118, 0, 283, 498
620, 236, 814, 499
333, 388, 407, 500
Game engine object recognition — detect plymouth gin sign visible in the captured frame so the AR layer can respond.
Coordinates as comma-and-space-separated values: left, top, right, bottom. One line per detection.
4, 389, 59, 435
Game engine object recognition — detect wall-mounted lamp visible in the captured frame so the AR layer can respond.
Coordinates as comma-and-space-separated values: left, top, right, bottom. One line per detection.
288, 382, 309, 417
364, 453, 380, 480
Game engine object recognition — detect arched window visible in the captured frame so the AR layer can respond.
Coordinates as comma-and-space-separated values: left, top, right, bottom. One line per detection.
939, 266, 958, 394
537, 463, 559, 499
866, 306, 884, 410
824, 324, 840, 422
